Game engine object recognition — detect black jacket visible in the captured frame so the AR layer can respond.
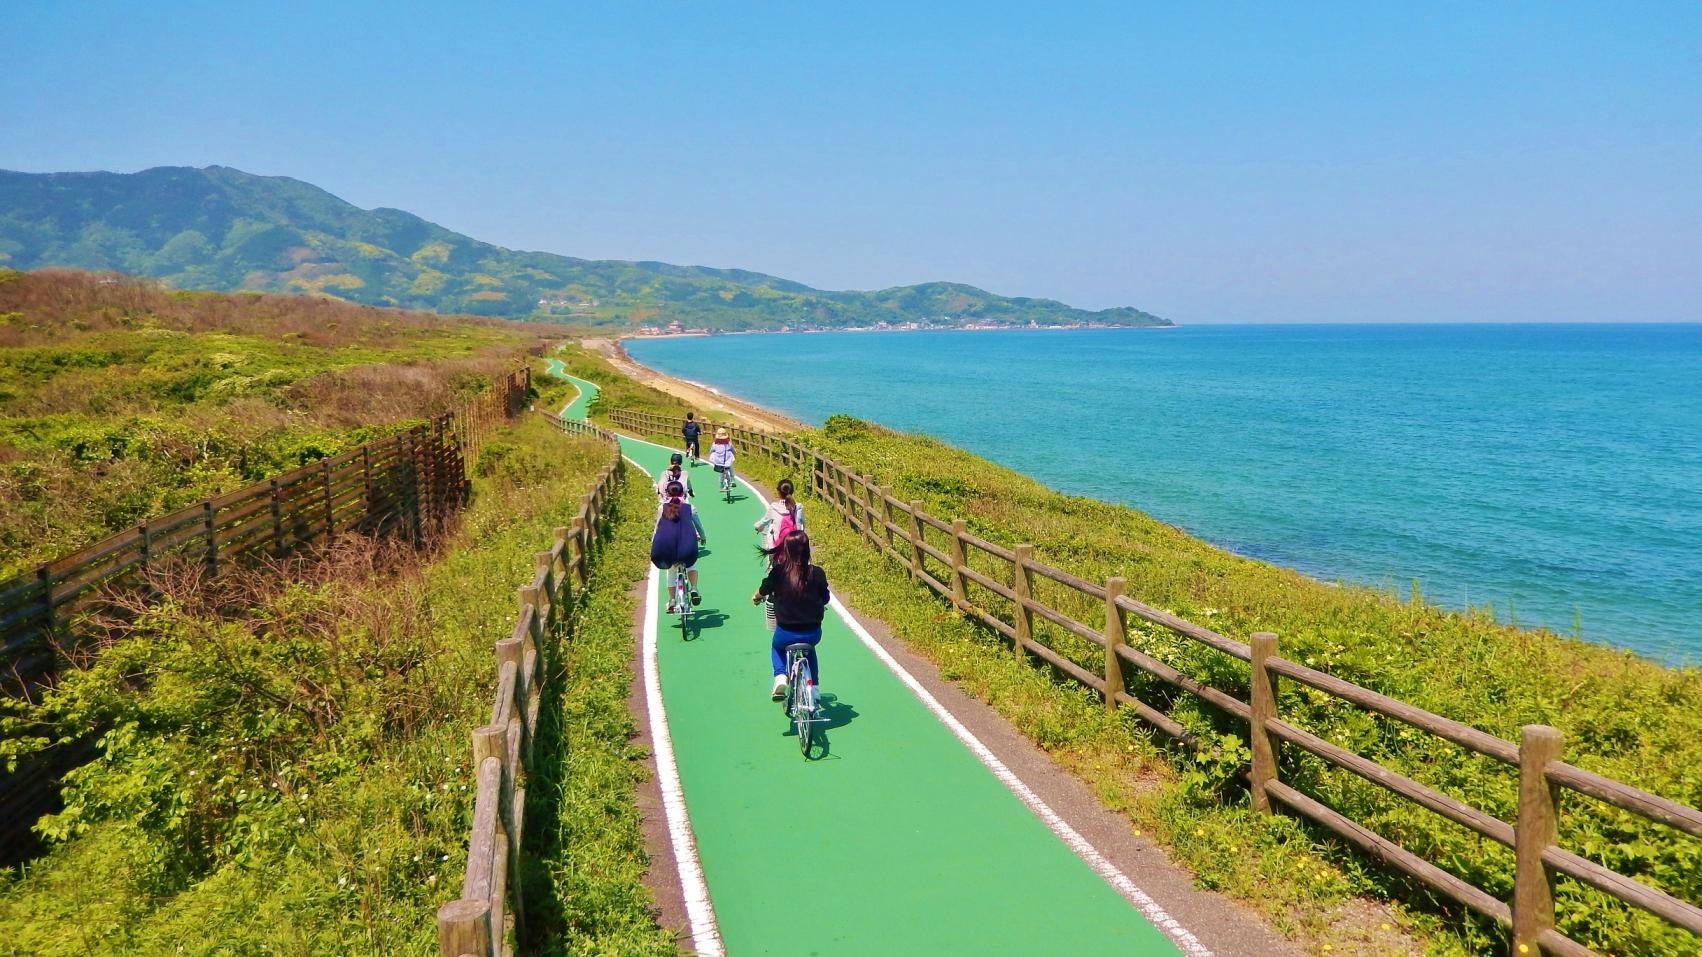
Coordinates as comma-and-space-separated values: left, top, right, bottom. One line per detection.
758, 564, 830, 631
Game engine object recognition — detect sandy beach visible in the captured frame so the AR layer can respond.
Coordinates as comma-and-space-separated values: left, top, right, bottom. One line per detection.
580, 336, 804, 432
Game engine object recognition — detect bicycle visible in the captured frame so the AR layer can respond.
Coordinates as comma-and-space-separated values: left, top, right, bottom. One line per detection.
781, 642, 820, 757
666, 563, 692, 637
719, 465, 735, 503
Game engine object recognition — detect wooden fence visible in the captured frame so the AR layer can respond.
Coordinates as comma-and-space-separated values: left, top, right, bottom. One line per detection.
0, 365, 531, 859
604, 406, 1701, 957
435, 409, 626, 957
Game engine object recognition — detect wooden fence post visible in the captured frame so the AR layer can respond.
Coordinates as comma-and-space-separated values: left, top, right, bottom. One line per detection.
570, 518, 586, 585
949, 519, 969, 609
553, 526, 570, 605
436, 898, 492, 957
495, 639, 528, 763
269, 479, 284, 556
908, 502, 925, 581
1249, 632, 1280, 813
862, 480, 881, 547
534, 551, 553, 624
1514, 725, 1562, 954
1012, 545, 1034, 657
1104, 577, 1127, 713
322, 461, 335, 542
472, 721, 521, 941
881, 487, 896, 551
204, 501, 218, 573
37, 563, 53, 631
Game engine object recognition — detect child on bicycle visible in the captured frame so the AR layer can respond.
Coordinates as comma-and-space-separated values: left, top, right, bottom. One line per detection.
751, 529, 830, 700
753, 479, 805, 629
653, 481, 703, 611
708, 428, 736, 492
655, 456, 706, 543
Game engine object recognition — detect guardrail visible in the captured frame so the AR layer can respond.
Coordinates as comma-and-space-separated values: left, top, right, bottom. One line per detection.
435, 409, 626, 957
0, 366, 531, 860
604, 406, 1701, 957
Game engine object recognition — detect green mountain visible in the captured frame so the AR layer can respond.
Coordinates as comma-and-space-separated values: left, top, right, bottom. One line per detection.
0, 166, 1169, 330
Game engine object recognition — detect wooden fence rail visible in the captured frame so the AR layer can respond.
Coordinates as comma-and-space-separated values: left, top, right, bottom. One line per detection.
0, 366, 531, 860
603, 406, 1701, 957
436, 409, 626, 957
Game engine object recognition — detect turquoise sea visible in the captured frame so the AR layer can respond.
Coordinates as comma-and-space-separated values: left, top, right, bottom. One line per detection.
628, 326, 1702, 664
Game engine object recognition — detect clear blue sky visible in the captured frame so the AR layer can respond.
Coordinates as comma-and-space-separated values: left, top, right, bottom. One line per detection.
4, 2, 1699, 323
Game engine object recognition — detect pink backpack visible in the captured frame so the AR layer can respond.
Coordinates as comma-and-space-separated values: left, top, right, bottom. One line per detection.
773, 503, 799, 545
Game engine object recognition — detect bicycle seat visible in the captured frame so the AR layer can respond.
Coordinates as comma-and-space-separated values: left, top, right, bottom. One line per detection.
782, 642, 814, 653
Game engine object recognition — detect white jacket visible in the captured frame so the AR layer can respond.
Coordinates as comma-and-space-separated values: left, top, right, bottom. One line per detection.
754, 499, 804, 549
708, 442, 736, 469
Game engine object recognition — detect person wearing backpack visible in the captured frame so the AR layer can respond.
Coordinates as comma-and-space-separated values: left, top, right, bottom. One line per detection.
753, 479, 805, 628
754, 478, 804, 549
652, 481, 703, 611
751, 529, 830, 700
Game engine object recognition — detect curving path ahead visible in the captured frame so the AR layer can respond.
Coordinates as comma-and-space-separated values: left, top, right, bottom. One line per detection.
544, 360, 1198, 956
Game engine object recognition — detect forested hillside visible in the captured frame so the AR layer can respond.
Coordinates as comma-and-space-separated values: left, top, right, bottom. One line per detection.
0, 166, 1170, 330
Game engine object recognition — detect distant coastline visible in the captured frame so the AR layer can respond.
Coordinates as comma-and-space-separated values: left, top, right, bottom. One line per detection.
624, 321, 1179, 341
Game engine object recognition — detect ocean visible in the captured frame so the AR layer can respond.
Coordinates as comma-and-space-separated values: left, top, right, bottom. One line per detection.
627, 325, 1702, 664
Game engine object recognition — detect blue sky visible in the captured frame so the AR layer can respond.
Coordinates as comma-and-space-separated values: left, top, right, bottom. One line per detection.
4, 2, 1698, 323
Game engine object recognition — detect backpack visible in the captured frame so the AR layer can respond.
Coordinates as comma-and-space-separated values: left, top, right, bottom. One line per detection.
773, 504, 798, 546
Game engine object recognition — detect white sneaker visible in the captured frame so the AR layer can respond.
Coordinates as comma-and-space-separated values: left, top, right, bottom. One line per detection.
771, 674, 788, 700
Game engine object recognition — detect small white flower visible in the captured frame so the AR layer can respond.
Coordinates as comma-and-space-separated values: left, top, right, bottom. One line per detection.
337, 876, 348, 886
412, 854, 421, 862
427, 874, 437, 884
297, 816, 306, 825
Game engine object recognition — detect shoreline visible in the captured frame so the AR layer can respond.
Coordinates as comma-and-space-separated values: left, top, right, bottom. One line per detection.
579, 337, 806, 432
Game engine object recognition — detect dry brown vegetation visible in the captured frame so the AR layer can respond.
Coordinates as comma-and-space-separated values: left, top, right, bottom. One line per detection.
0, 268, 564, 348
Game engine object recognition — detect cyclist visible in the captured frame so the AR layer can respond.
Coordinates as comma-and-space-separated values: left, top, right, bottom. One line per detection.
751, 529, 830, 700
708, 428, 736, 493
656, 452, 695, 503
655, 459, 706, 543
653, 480, 703, 611
682, 413, 701, 464
754, 478, 804, 548
753, 478, 805, 628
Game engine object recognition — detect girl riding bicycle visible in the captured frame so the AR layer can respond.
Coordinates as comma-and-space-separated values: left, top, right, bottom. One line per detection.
652, 481, 703, 612
753, 479, 805, 629
751, 529, 830, 700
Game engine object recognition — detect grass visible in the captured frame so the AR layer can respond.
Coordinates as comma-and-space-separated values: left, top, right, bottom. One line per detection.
0, 269, 548, 577
620, 409, 1701, 957
0, 413, 640, 955
521, 474, 679, 956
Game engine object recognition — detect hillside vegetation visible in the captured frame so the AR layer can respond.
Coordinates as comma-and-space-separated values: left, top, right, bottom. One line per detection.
0, 166, 1170, 329
0, 414, 646, 954
0, 269, 553, 578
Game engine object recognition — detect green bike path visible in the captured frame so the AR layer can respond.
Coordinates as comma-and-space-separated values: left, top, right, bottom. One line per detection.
545, 362, 1194, 956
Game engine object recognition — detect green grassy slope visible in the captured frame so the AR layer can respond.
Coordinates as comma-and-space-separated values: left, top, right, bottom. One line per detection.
0, 415, 633, 955
0, 166, 1171, 329
0, 270, 541, 577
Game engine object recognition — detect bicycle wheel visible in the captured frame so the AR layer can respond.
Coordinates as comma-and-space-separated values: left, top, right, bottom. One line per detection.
792, 657, 813, 756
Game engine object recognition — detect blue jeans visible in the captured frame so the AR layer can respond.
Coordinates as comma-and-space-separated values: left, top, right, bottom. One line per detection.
771, 626, 822, 682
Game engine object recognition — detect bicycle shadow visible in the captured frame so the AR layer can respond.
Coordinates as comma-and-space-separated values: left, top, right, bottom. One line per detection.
681, 609, 731, 640
786, 693, 860, 761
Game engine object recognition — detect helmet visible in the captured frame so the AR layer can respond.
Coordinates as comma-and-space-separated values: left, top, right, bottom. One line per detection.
669, 452, 683, 465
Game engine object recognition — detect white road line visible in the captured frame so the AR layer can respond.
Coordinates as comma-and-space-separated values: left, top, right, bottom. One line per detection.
609, 422, 1213, 956
629, 449, 725, 957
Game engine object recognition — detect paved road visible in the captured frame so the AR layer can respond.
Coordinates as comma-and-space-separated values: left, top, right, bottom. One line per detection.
544, 360, 1191, 956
